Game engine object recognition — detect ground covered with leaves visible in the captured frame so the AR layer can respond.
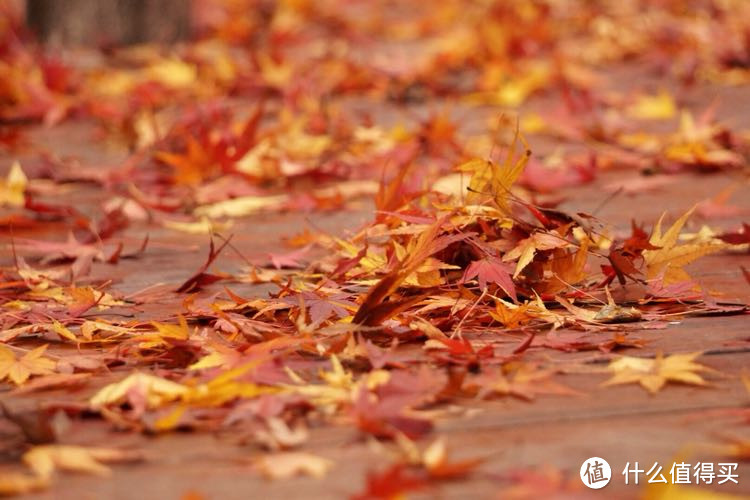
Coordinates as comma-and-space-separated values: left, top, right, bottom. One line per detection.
1, 0, 750, 498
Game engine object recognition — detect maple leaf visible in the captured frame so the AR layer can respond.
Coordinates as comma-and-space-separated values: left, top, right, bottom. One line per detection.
606, 221, 659, 286
267, 245, 311, 269
23, 445, 143, 480
461, 127, 530, 214
662, 110, 743, 169
187, 344, 241, 371
717, 223, 750, 245
0, 471, 47, 496
255, 452, 333, 480
489, 300, 532, 329
0, 161, 27, 207
9, 373, 91, 395
625, 90, 676, 120
162, 217, 234, 235
14, 233, 103, 264
620, 220, 661, 259
503, 232, 569, 278
50, 320, 77, 342
155, 135, 217, 186
353, 436, 481, 500
374, 149, 417, 220
419, 438, 483, 480
519, 155, 596, 193
472, 363, 579, 401
352, 368, 441, 440
193, 193, 288, 218
353, 463, 429, 500
460, 255, 517, 300
352, 218, 465, 326
643, 207, 725, 285
603, 352, 712, 394
89, 372, 188, 410
281, 291, 357, 326
176, 236, 230, 292
0, 345, 56, 385
534, 239, 589, 295
151, 315, 191, 340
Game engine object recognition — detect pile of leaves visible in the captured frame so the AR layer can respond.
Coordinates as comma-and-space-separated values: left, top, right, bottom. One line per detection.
1, 0, 750, 497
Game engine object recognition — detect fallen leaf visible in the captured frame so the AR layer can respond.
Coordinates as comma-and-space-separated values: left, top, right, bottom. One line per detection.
603, 352, 712, 394
644, 207, 725, 284
0, 345, 57, 386
22, 445, 142, 480
625, 91, 676, 120
0, 161, 27, 207
460, 256, 517, 300
255, 452, 333, 480
89, 372, 188, 410
176, 237, 230, 293
461, 127, 530, 214
0, 471, 47, 496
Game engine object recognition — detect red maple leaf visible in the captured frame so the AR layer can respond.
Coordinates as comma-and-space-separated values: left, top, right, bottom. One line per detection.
352, 464, 428, 500
176, 236, 230, 293
460, 256, 517, 300
267, 245, 311, 269
622, 220, 660, 256
281, 291, 357, 325
718, 223, 750, 245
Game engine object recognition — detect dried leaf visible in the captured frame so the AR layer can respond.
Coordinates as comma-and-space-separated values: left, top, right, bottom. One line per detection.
460, 256, 516, 300
603, 352, 712, 394
0, 345, 57, 386
89, 373, 188, 410
22, 445, 142, 480
644, 208, 725, 284
0, 471, 47, 496
0, 161, 27, 207
255, 452, 333, 480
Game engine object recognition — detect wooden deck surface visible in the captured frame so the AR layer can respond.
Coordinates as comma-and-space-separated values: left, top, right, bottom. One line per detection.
1, 63, 749, 499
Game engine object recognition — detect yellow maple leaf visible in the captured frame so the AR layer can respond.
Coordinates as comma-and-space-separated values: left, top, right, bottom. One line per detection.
0, 471, 47, 496
489, 300, 532, 329
603, 352, 711, 394
162, 216, 233, 235
187, 351, 232, 371
0, 345, 56, 385
258, 53, 293, 88
255, 452, 333, 480
89, 372, 188, 410
193, 194, 288, 218
481, 363, 579, 400
22, 445, 142, 481
461, 127, 530, 214
145, 58, 196, 89
51, 320, 77, 343
643, 207, 724, 285
151, 315, 190, 340
0, 161, 27, 207
135, 315, 191, 348
625, 91, 676, 120
503, 232, 569, 278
